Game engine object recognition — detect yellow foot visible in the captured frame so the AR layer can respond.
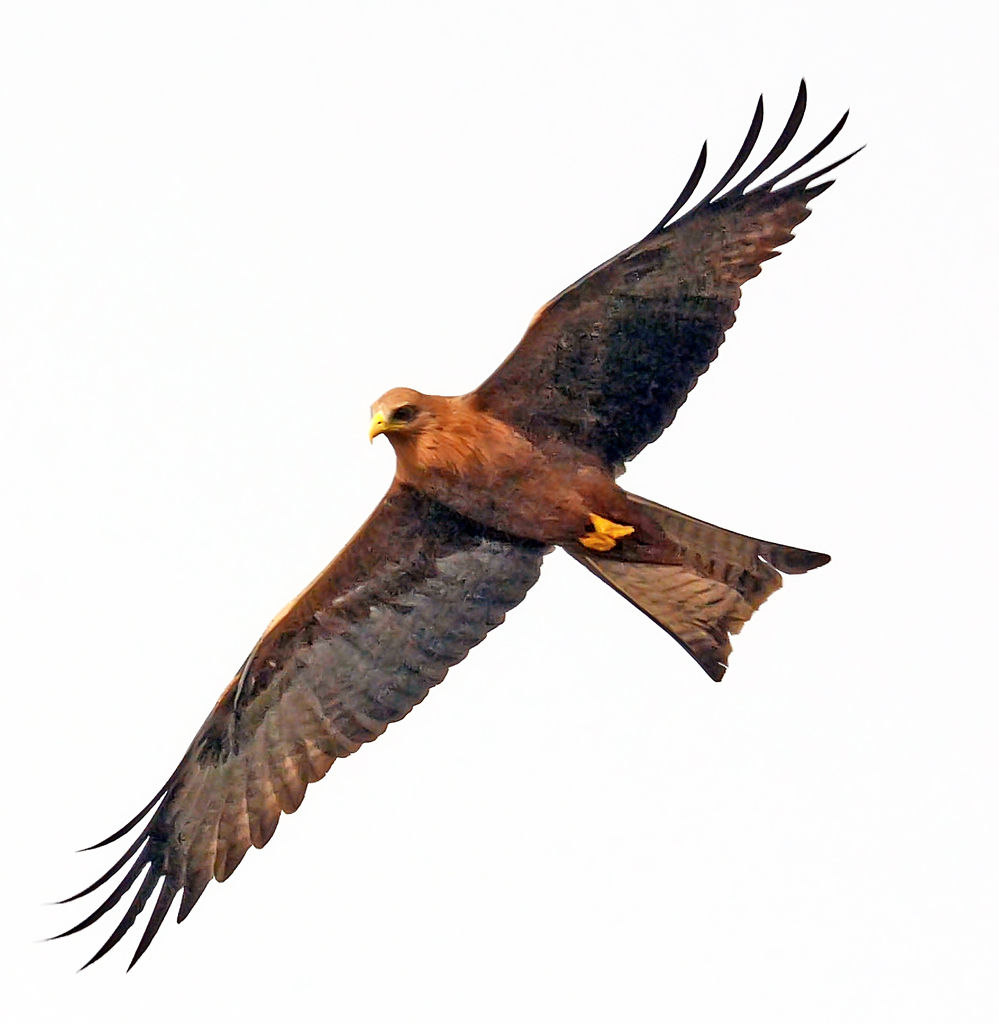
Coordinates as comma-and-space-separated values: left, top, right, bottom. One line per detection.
579, 513, 635, 552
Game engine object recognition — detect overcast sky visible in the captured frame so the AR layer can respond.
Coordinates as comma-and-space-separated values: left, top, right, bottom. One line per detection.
2, 2, 995, 1021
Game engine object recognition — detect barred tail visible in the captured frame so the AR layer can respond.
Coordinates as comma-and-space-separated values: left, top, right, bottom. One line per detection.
566, 493, 829, 681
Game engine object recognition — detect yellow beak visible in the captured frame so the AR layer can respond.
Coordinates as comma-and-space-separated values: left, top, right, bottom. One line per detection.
368, 412, 390, 443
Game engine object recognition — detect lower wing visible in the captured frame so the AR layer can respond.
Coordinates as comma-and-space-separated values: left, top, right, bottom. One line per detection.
54, 483, 546, 968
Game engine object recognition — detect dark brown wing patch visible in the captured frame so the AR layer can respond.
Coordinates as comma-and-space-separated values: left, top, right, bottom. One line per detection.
474, 80, 859, 471
54, 485, 545, 968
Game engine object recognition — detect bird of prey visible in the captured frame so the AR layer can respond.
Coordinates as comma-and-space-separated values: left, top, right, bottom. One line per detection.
55, 81, 857, 968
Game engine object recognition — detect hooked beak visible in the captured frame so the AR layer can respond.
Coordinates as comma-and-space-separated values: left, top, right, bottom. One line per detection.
368, 412, 390, 443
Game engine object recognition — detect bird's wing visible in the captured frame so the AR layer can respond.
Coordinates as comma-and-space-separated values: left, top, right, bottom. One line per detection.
473, 81, 859, 471
55, 483, 546, 969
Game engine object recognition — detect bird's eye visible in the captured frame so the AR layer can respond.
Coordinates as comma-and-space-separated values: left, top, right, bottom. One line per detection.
392, 404, 417, 424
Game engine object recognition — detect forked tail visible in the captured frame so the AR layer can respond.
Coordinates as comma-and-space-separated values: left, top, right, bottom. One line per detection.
565, 493, 829, 680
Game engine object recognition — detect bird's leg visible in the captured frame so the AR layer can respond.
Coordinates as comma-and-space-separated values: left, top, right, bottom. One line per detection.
579, 513, 635, 552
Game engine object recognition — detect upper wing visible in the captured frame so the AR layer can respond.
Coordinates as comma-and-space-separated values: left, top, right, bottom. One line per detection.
55, 484, 546, 969
473, 81, 859, 471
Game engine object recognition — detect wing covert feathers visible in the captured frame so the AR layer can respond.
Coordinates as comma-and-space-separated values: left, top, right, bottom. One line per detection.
55, 486, 545, 968
474, 80, 859, 471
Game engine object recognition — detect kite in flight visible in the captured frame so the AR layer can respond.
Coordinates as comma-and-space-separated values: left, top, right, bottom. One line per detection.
55, 81, 858, 968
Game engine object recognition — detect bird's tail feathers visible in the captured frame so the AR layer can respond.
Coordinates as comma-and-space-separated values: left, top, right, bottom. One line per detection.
566, 494, 829, 680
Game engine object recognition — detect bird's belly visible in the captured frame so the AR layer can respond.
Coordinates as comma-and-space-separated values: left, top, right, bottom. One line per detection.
414, 462, 615, 545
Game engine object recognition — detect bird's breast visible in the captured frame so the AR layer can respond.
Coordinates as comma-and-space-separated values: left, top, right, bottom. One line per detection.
397, 425, 612, 545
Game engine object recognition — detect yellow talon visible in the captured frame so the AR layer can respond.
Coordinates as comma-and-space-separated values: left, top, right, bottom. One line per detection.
580, 533, 617, 551
579, 513, 635, 551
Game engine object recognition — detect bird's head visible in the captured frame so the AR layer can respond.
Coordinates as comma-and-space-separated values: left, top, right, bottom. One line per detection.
369, 388, 434, 445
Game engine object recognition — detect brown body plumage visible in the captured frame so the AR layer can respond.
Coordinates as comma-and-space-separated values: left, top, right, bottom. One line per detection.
55, 82, 856, 969
370, 388, 664, 548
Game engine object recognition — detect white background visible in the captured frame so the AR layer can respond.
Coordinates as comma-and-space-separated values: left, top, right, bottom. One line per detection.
2, 2, 995, 1020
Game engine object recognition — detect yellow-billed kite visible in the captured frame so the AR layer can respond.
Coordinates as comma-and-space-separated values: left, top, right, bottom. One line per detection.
56, 81, 858, 968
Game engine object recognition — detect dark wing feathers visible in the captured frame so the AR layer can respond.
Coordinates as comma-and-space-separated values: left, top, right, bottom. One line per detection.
690, 93, 765, 210
55, 484, 545, 968
474, 80, 858, 471
649, 140, 707, 234
721, 80, 808, 201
